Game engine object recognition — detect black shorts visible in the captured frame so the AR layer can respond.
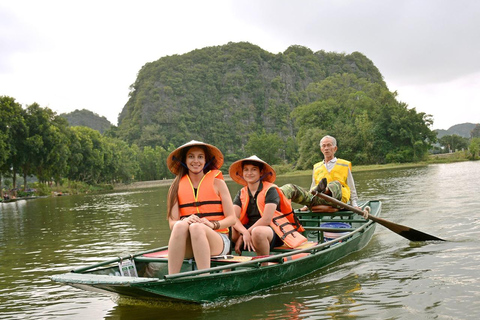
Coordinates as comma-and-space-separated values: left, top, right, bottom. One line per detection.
243, 223, 284, 249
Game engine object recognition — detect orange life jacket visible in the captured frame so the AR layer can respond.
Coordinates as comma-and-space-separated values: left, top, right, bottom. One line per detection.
239, 182, 307, 248
178, 170, 228, 233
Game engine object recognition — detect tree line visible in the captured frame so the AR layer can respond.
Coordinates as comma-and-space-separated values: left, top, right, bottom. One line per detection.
1, 96, 176, 193
435, 125, 480, 158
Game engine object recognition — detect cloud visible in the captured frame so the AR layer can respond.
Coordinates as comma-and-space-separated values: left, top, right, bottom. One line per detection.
232, 0, 480, 85
0, 4, 43, 73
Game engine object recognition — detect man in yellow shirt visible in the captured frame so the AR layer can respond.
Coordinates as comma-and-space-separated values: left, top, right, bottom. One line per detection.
281, 135, 359, 211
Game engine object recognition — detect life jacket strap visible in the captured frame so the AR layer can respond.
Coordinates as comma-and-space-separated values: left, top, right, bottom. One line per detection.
179, 200, 222, 208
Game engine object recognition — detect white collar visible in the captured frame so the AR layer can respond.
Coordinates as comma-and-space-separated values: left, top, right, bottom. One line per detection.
324, 157, 337, 165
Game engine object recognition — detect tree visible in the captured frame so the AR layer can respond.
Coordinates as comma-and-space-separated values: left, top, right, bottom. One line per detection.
438, 134, 469, 153
20, 103, 70, 188
468, 137, 480, 159
294, 127, 325, 170
245, 131, 283, 165
292, 73, 436, 164
67, 127, 104, 184
471, 124, 480, 138
0, 96, 27, 193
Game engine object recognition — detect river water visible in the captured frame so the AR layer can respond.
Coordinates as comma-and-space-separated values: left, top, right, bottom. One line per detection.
1, 161, 479, 319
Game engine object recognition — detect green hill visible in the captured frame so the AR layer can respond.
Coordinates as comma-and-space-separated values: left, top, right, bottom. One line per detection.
117, 42, 384, 150
61, 109, 113, 134
115, 42, 435, 167
435, 123, 478, 138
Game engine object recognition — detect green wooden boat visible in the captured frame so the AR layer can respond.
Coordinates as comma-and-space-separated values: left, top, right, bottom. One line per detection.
51, 200, 381, 304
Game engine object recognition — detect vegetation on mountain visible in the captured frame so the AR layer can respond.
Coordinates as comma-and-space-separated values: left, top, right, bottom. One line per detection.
115, 42, 435, 169
60, 109, 113, 134
435, 122, 479, 139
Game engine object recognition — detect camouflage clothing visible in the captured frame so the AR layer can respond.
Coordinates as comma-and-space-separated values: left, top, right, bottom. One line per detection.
280, 181, 343, 208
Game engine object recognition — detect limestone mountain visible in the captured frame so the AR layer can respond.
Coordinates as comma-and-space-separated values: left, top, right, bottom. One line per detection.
116, 42, 385, 155
435, 123, 479, 139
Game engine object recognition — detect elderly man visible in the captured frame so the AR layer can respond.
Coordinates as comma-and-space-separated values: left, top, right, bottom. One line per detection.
280, 135, 359, 211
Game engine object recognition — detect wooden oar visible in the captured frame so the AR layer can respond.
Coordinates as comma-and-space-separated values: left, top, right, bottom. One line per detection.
312, 191, 445, 242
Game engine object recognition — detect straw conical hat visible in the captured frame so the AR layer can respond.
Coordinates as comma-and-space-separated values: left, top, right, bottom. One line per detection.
167, 140, 224, 175
228, 155, 276, 186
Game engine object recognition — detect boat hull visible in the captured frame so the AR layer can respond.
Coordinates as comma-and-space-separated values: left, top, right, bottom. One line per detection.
51, 200, 380, 303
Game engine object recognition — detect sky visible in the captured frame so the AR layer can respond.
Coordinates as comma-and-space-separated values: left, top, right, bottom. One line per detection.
1, 0, 479, 130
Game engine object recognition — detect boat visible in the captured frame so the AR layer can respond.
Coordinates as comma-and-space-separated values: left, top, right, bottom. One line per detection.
50, 199, 381, 304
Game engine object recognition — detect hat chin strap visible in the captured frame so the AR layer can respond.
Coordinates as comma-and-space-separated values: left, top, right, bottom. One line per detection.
203, 156, 216, 171
172, 156, 188, 171
256, 172, 272, 183
236, 172, 247, 184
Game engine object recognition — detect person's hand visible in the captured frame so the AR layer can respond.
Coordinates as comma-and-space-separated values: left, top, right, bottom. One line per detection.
234, 236, 244, 255
185, 214, 201, 224
198, 217, 214, 227
360, 206, 370, 219
300, 205, 309, 211
242, 231, 255, 252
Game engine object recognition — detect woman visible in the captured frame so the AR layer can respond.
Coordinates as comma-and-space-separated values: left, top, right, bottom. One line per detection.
229, 156, 306, 257
166, 140, 235, 274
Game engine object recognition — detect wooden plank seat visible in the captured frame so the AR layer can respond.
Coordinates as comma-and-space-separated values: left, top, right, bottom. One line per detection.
138, 250, 253, 264
273, 240, 318, 251
296, 209, 356, 217
302, 226, 356, 232
137, 248, 311, 265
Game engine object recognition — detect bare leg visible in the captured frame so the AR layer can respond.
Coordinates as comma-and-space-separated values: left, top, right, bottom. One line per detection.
189, 223, 224, 270
251, 226, 274, 256
167, 221, 193, 274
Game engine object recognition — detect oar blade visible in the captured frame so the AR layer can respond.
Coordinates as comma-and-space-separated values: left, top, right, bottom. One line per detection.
399, 228, 446, 242
312, 191, 446, 242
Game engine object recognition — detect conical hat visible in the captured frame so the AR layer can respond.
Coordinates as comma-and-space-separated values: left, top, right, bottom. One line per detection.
228, 155, 276, 186
167, 140, 224, 175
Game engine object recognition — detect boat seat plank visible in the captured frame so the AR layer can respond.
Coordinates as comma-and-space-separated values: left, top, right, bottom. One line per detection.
303, 226, 355, 232
142, 250, 169, 258
273, 241, 317, 251
299, 218, 366, 223
296, 211, 355, 217
140, 250, 254, 264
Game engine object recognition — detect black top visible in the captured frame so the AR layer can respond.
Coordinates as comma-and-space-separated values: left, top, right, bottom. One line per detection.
233, 182, 280, 225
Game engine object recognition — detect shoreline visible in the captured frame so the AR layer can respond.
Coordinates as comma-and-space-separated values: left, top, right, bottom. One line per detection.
112, 161, 438, 191
112, 153, 473, 191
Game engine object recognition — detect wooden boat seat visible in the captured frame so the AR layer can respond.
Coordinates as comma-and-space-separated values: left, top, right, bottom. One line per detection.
139, 249, 310, 265
273, 240, 317, 251
140, 250, 253, 264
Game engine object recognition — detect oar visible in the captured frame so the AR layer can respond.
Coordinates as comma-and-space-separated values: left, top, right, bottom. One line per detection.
312, 191, 445, 242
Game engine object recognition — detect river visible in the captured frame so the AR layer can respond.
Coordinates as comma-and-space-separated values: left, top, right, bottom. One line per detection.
1, 161, 479, 319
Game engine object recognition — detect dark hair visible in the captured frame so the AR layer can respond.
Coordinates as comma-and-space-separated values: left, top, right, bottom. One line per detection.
242, 160, 264, 171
